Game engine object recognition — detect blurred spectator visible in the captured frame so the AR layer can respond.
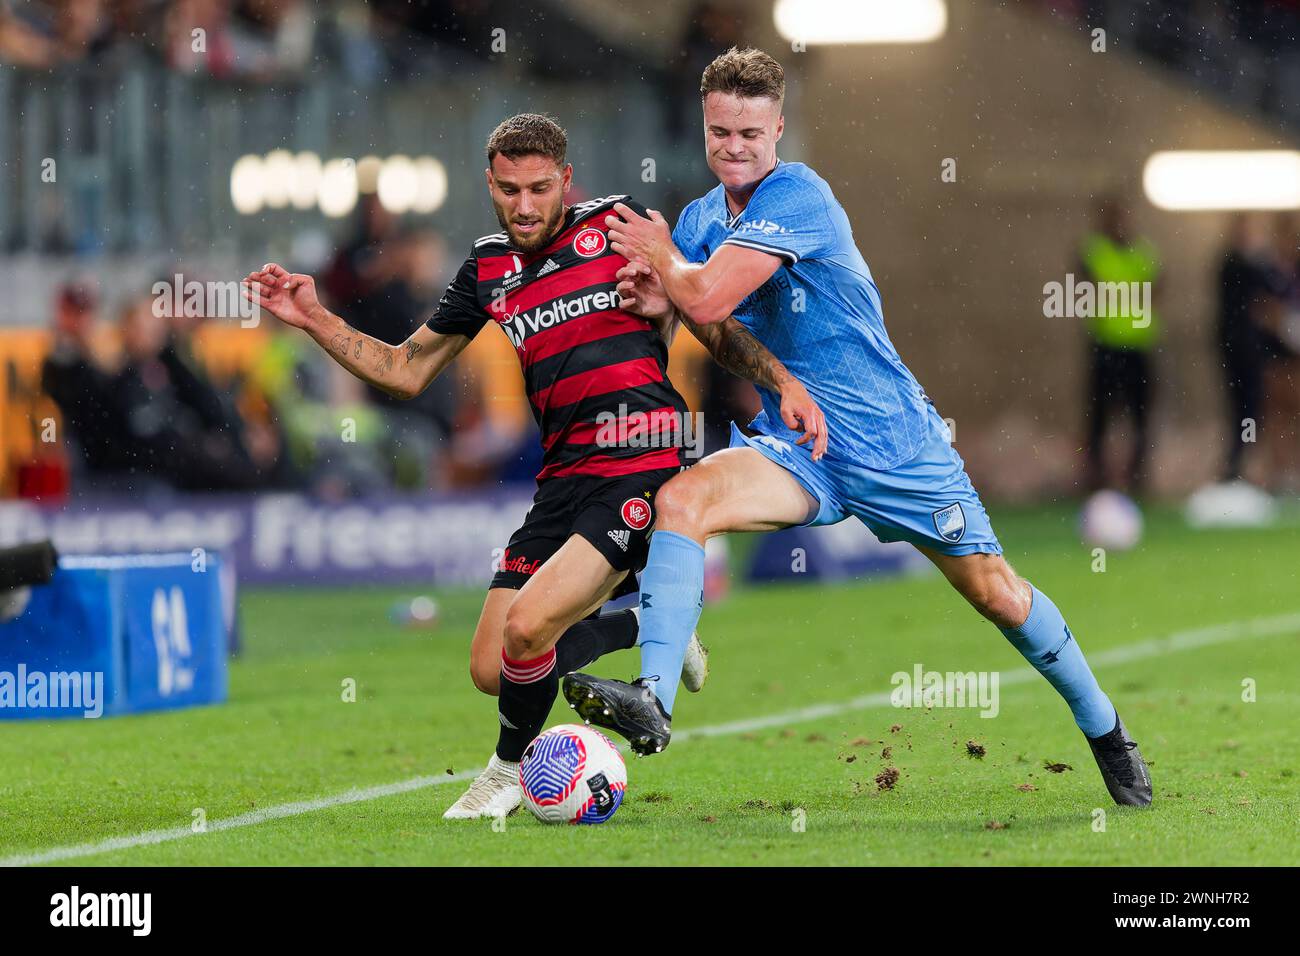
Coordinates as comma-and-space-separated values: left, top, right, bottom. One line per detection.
321, 194, 397, 318
42, 284, 283, 492
350, 227, 460, 488
1079, 197, 1162, 494
228, 0, 316, 78
40, 282, 124, 475
110, 292, 269, 490
163, 0, 238, 77
1216, 213, 1274, 481
1259, 214, 1300, 490
0, 0, 113, 67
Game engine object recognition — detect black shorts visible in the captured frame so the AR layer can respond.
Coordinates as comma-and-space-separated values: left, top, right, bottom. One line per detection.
490, 467, 680, 595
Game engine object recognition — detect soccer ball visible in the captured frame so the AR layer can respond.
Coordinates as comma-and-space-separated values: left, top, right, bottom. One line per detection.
519, 724, 627, 825
1079, 490, 1143, 551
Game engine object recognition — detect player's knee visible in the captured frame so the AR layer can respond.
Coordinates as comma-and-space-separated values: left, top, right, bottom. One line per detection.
967, 572, 1030, 629
502, 603, 552, 660
654, 473, 709, 534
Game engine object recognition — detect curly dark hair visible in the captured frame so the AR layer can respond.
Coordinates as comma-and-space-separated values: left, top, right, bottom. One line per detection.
486, 113, 568, 166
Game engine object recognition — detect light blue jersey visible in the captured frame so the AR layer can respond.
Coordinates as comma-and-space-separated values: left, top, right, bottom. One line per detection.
673, 161, 929, 471
641, 168, 1118, 747
674, 160, 1000, 556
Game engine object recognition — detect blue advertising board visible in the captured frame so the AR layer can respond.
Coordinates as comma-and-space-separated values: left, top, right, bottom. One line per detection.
0, 553, 228, 719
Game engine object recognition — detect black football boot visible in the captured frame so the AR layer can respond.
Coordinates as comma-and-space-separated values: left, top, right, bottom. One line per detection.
1087, 712, 1153, 807
562, 673, 671, 756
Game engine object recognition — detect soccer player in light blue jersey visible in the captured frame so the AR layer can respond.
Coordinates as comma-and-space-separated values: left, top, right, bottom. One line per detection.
562, 47, 1151, 807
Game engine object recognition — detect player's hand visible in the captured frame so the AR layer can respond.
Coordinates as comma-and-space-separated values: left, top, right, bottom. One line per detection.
606, 203, 673, 267
616, 259, 673, 322
242, 263, 322, 331
779, 378, 828, 461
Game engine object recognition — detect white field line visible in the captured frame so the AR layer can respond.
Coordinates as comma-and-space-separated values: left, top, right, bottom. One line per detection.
3, 610, 1297, 867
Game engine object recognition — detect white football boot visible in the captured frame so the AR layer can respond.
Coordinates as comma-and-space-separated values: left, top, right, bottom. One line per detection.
442, 754, 521, 819
629, 606, 709, 693
680, 632, 709, 694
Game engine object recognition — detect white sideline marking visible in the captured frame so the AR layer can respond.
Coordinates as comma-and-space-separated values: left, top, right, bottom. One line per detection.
4, 611, 1297, 867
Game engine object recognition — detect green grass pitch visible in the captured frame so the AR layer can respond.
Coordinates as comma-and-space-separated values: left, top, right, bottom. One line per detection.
1, 507, 1296, 866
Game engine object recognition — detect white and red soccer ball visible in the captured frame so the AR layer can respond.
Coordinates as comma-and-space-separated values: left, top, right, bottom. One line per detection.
519, 724, 627, 824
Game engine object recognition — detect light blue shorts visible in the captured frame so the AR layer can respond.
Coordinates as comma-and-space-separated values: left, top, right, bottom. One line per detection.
729, 404, 1003, 557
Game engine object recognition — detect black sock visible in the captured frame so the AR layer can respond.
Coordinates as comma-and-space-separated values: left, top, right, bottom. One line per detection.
496, 648, 558, 762
554, 609, 639, 675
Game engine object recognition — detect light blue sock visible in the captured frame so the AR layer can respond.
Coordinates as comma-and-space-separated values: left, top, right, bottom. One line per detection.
636, 530, 705, 716
998, 585, 1116, 738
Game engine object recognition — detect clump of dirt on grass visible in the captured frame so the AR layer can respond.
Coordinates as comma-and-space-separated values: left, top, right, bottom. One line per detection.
701, 815, 717, 823
850, 737, 874, 747
880, 745, 893, 761
889, 723, 903, 734
640, 791, 672, 804
875, 766, 900, 791
805, 733, 826, 743
1043, 760, 1073, 773
842, 754, 858, 763
985, 819, 1009, 830
741, 798, 775, 810
1015, 783, 1037, 793
965, 740, 987, 759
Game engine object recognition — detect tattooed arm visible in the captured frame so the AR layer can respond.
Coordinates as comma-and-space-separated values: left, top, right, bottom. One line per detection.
308, 311, 467, 401
680, 312, 791, 392
616, 260, 828, 459
680, 310, 828, 458
244, 263, 469, 400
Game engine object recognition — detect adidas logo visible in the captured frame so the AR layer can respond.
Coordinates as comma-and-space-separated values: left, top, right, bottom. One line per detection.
537, 258, 560, 277
607, 529, 630, 551
498, 712, 518, 729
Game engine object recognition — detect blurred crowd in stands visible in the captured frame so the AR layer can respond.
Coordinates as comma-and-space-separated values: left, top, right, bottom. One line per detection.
0, 0, 677, 86
1026, 0, 1300, 127
30, 196, 583, 497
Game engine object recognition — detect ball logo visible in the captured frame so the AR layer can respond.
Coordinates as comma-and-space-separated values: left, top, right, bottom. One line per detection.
621, 498, 651, 531
573, 227, 607, 258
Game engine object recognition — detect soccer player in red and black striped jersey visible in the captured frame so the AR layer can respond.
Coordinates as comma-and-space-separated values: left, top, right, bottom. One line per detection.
246, 113, 826, 820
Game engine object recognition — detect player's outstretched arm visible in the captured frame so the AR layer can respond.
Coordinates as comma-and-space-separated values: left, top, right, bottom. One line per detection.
244, 263, 469, 400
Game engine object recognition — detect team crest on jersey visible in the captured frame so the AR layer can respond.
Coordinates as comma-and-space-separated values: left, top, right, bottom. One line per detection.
932, 503, 966, 543
621, 498, 652, 530
573, 227, 607, 258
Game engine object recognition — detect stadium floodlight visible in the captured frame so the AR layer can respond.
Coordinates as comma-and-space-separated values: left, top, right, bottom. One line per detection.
412, 156, 449, 214
290, 152, 323, 210
355, 155, 383, 194
318, 158, 359, 218
377, 155, 419, 214
262, 149, 296, 209
230, 154, 266, 215
773, 0, 947, 45
1143, 150, 1300, 211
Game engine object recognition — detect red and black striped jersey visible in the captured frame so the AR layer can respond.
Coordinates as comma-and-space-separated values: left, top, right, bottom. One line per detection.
426, 195, 690, 481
